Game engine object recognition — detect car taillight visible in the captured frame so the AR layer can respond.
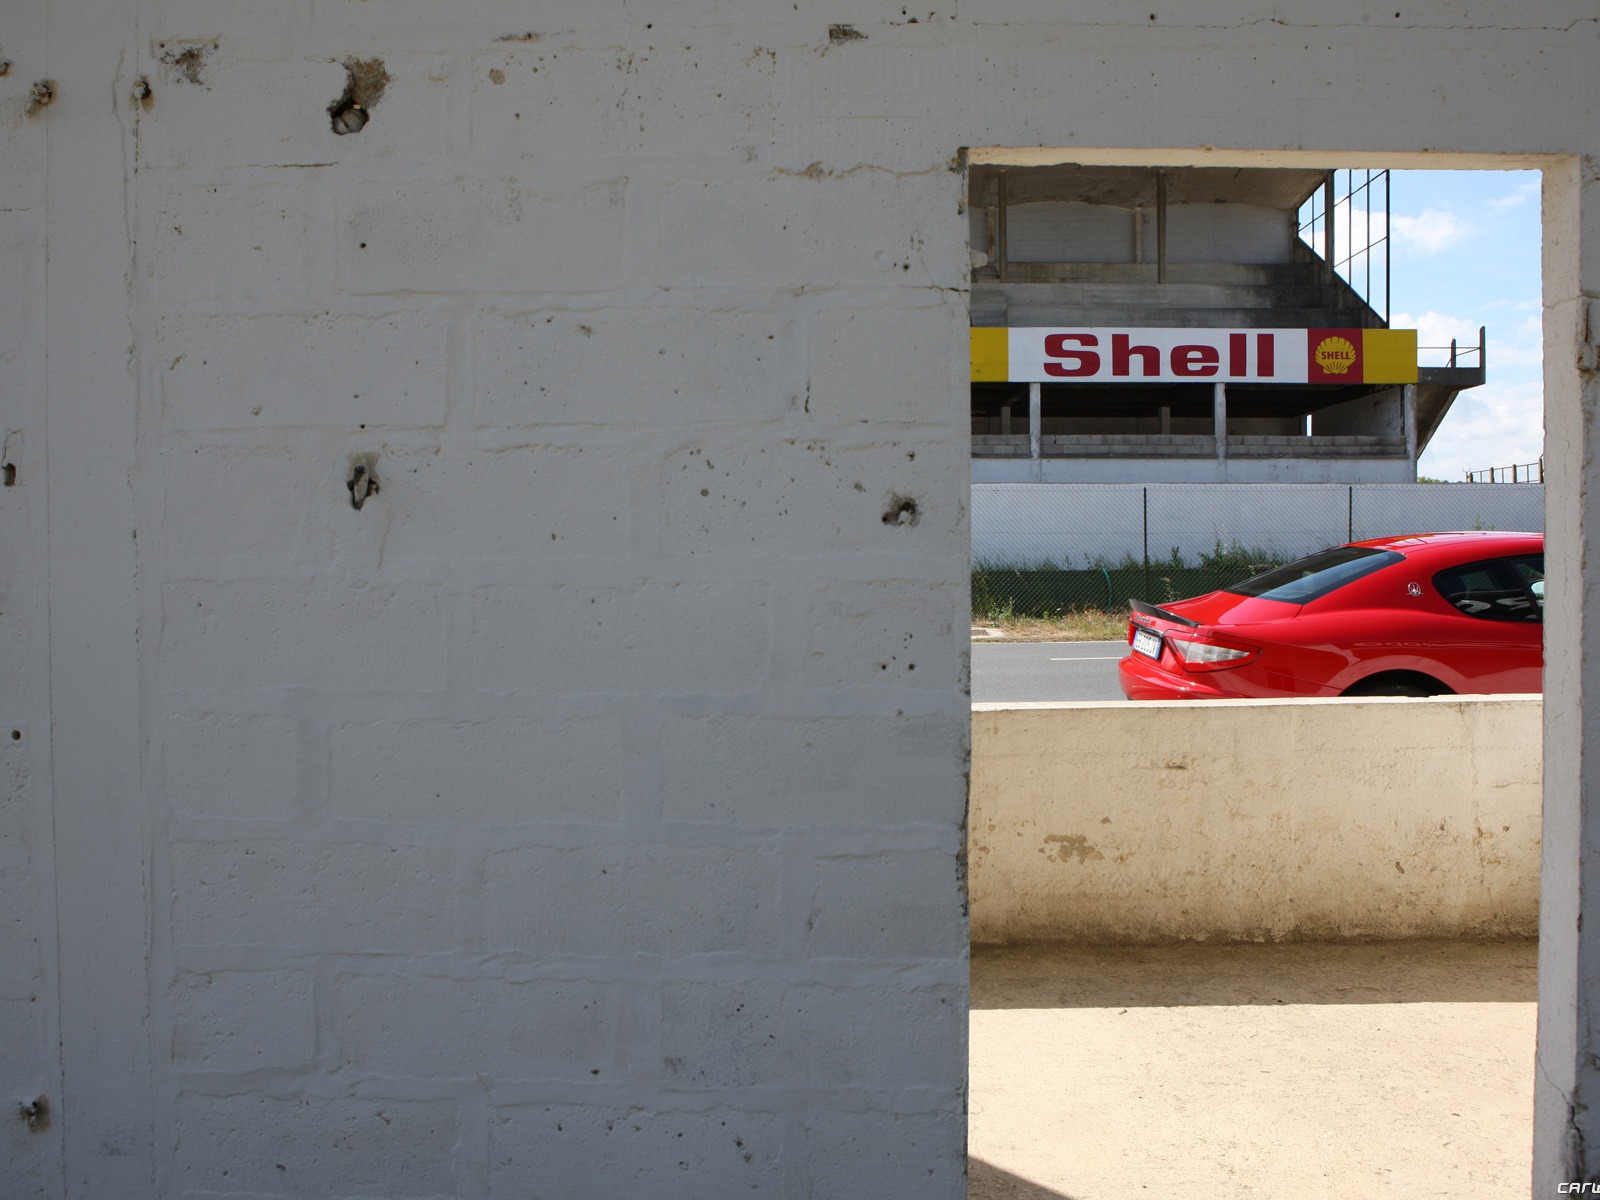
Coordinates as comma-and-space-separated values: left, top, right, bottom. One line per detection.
1169, 637, 1258, 671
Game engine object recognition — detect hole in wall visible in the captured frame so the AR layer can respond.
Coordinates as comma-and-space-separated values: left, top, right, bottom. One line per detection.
24, 80, 54, 116
330, 57, 390, 135
882, 495, 921, 526
18, 1096, 48, 1133
347, 456, 380, 510
331, 101, 368, 135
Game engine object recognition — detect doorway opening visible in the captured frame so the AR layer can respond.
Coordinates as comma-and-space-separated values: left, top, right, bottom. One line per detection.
964, 149, 1553, 1197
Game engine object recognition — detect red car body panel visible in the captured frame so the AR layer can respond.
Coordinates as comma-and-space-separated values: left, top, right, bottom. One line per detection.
1118, 531, 1544, 700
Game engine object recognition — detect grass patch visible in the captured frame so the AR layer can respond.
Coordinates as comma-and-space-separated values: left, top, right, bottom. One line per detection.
973, 611, 1129, 642
972, 540, 1293, 620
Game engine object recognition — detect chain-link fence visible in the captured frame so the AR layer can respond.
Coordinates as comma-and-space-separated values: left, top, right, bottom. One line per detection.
971, 482, 1545, 618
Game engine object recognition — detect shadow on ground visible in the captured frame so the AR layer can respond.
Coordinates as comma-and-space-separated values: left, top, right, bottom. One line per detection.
971, 938, 1537, 1009
969, 1157, 1081, 1199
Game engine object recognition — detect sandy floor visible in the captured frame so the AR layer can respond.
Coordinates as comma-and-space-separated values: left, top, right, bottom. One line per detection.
970, 940, 1537, 1199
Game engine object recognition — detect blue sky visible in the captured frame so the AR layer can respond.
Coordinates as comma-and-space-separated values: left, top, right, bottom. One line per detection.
1362, 169, 1543, 480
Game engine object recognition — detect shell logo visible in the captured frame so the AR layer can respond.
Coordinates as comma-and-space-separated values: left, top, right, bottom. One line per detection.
1313, 335, 1358, 375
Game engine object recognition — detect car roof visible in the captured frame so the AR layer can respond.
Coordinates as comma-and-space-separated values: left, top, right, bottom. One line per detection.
1348, 530, 1542, 556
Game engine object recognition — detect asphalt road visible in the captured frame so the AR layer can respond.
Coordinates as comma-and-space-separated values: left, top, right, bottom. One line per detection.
971, 640, 1129, 703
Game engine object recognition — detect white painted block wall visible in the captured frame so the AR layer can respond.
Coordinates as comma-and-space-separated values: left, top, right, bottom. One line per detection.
12, 4, 975, 1195
131, 21, 973, 1200
7, 1, 1600, 1195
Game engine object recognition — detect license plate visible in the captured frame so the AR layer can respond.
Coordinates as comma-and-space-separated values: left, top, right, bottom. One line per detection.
1132, 627, 1162, 660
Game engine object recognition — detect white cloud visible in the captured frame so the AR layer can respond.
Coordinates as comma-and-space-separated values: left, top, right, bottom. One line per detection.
1392, 309, 1542, 372
1418, 379, 1544, 481
1488, 179, 1540, 214
1493, 312, 1545, 371
1391, 208, 1472, 254
1390, 171, 1543, 479
1404, 305, 1544, 479
1317, 202, 1387, 252
1393, 310, 1482, 367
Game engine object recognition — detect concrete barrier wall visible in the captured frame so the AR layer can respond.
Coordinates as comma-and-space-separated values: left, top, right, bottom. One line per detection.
970, 697, 1541, 944
971, 481, 1546, 568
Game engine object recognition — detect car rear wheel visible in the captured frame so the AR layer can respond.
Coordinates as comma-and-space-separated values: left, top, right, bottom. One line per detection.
1342, 676, 1446, 698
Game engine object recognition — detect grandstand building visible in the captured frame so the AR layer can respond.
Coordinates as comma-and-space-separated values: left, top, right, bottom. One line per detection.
969, 165, 1485, 483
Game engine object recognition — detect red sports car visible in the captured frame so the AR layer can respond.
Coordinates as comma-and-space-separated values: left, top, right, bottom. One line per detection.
1118, 531, 1544, 700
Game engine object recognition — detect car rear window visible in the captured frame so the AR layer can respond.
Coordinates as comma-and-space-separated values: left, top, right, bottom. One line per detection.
1224, 546, 1403, 604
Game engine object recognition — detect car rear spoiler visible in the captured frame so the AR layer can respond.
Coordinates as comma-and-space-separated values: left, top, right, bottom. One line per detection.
1129, 598, 1200, 628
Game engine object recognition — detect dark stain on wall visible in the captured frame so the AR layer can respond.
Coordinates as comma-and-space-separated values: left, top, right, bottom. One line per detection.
158, 42, 214, 86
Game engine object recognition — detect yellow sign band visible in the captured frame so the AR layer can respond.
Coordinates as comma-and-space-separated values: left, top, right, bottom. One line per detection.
969, 327, 1009, 383
1361, 328, 1418, 384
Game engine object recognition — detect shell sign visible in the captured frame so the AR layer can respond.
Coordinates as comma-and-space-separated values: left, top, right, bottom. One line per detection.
1311, 334, 1359, 376
971, 327, 1419, 385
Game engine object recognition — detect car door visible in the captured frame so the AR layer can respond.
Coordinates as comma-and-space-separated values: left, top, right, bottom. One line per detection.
1428, 554, 1544, 692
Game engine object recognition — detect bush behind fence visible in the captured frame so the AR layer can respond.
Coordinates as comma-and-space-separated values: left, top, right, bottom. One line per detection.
971, 482, 1545, 619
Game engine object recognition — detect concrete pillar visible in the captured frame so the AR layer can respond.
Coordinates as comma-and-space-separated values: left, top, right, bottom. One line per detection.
1402, 383, 1418, 471
1323, 172, 1336, 267
1534, 161, 1600, 1189
1029, 381, 1041, 462
1213, 382, 1228, 473
1156, 169, 1168, 283
996, 168, 1009, 282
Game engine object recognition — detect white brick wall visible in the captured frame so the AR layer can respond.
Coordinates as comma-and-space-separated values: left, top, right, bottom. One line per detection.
341, 178, 631, 295
172, 1094, 460, 1196
170, 969, 319, 1070
159, 313, 453, 429
2, 6, 61, 1195
332, 972, 635, 1080
657, 711, 965, 826
468, 306, 801, 428
328, 716, 631, 822
169, 840, 465, 951
12, 1, 1600, 1194
485, 1105, 785, 1199
484, 845, 785, 956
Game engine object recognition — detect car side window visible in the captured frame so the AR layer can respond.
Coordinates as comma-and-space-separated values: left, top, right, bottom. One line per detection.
1432, 554, 1544, 623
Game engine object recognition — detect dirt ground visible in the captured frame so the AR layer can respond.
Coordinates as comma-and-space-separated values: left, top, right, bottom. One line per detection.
969, 939, 1537, 1199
